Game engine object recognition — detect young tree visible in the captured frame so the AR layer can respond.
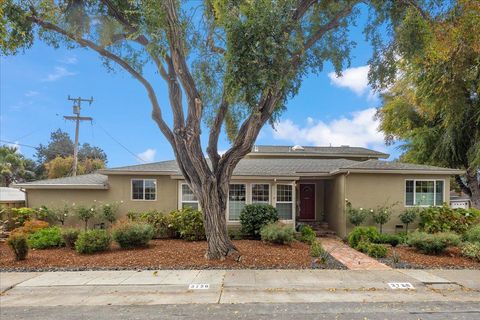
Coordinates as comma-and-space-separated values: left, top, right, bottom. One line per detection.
1, 0, 437, 259
374, 0, 480, 208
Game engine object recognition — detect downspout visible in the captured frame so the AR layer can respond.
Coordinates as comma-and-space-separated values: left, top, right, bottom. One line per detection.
342, 171, 350, 238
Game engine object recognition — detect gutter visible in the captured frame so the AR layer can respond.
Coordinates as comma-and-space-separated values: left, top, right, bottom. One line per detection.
12, 184, 109, 190
330, 168, 464, 175
99, 170, 177, 175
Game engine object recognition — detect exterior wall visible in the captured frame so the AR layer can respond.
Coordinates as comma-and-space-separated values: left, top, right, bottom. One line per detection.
296, 180, 325, 221
345, 173, 451, 235
324, 174, 346, 237
25, 174, 178, 227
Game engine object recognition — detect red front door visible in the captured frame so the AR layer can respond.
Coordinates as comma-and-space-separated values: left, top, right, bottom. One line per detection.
299, 184, 315, 220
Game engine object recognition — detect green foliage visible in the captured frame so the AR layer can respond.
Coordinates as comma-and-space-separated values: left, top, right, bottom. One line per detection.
100, 202, 120, 225
346, 200, 368, 226
461, 242, 480, 262
464, 225, 480, 243
0, 145, 35, 186
300, 225, 317, 245
347, 226, 380, 249
112, 221, 154, 249
62, 228, 80, 249
376, 233, 400, 247
260, 222, 294, 245
418, 206, 480, 234
408, 231, 461, 255
366, 243, 388, 258
240, 204, 278, 238
310, 239, 327, 263
9, 207, 36, 227
127, 210, 177, 239
7, 233, 28, 260
399, 208, 418, 233
227, 226, 244, 240
75, 230, 111, 254
27, 227, 64, 249
75, 205, 97, 230
169, 208, 205, 241
371, 203, 395, 233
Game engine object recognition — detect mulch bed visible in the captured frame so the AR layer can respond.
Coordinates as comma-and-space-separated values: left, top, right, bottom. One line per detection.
379, 246, 480, 269
0, 239, 345, 271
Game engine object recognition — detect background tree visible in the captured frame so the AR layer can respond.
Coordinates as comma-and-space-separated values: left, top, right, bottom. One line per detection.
0, 145, 36, 186
1, 0, 441, 259
44, 156, 105, 179
373, 0, 480, 208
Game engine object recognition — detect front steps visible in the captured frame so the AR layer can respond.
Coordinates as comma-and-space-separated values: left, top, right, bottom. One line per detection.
299, 221, 336, 237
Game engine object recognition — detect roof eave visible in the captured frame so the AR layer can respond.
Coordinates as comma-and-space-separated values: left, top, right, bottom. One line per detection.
247, 152, 389, 159
331, 168, 464, 175
13, 184, 109, 190
99, 169, 177, 175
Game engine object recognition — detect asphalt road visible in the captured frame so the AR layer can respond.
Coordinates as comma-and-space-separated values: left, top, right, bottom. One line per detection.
2, 302, 480, 320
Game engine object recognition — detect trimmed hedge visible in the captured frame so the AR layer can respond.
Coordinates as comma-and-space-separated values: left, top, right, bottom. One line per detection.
27, 227, 64, 249
112, 221, 154, 248
408, 231, 460, 255
75, 230, 111, 254
347, 226, 380, 248
260, 222, 295, 245
240, 204, 278, 238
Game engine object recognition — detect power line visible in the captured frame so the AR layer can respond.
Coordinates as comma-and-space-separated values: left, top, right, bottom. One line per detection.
93, 121, 146, 163
0, 140, 37, 149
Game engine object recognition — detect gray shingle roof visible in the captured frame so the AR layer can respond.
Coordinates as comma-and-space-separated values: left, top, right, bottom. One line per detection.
14, 173, 108, 188
249, 145, 389, 158
341, 159, 458, 172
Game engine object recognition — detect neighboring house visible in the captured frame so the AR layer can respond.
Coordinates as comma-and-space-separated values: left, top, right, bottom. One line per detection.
13, 145, 462, 237
0, 187, 26, 208
449, 191, 471, 209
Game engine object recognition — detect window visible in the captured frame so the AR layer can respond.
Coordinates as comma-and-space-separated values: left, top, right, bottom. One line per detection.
252, 184, 270, 204
276, 184, 293, 220
228, 184, 246, 221
405, 180, 444, 206
131, 179, 156, 200
181, 183, 199, 209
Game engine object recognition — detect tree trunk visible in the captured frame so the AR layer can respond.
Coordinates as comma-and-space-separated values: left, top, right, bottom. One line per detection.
195, 179, 240, 261
466, 169, 480, 209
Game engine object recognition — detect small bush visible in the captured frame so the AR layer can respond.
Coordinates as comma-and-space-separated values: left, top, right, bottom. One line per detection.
100, 203, 120, 225
366, 243, 388, 258
461, 242, 480, 262
376, 233, 400, 247
300, 225, 317, 244
260, 222, 295, 245
75, 230, 111, 254
7, 234, 29, 260
355, 240, 371, 254
240, 204, 278, 238
27, 227, 64, 249
62, 228, 81, 249
464, 225, 480, 243
310, 240, 327, 263
112, 221, 154, 248
170, 208, 205, 241
371, 203, 395, 233
419, 206, 480, 234
228, 227, 244, 240
399, 208, 418, 233
127, 210, 177, 239
11, 220, 49, 236
408, 231, 460, 255
346, 200, 368, 226
347, 226, 380, 248
76, 205, 97, 230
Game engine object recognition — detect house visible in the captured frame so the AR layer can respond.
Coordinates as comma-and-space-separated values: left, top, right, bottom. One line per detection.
449, 191, 471, 209
13, 145, 462, 237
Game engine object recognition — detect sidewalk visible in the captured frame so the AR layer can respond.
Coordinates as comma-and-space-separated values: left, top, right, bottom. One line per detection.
1, 269, 479, 306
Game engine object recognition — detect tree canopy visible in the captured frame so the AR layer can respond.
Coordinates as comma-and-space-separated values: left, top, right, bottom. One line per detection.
0, 145, 36, 186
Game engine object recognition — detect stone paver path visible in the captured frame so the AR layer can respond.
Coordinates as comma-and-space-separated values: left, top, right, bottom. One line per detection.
320, 237, 391, 270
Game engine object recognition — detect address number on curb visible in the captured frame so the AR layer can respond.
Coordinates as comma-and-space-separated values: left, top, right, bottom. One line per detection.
388, 282, 415, 289
189, 284, 210, 290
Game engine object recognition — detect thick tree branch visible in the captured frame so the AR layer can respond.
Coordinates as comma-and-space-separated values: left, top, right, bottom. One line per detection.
455, 175, 472, 197
27, 13, 174, 144
207, 95, 229, 170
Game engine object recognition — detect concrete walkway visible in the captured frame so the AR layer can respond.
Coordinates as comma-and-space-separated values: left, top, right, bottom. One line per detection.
319, 237, 391, 270
1, 269, 479, 306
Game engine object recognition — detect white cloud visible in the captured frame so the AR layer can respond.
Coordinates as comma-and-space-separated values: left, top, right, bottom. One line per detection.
41, 67, 76, 82
272, 108, 385, 150
25, 90, 39, 97
328, 65, 377, 100
137, 148, 156, 162
60, 56, 78, 64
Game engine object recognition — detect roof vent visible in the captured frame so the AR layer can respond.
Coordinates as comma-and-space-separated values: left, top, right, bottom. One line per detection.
291, 145, 305, 151
340, 145, 350, 147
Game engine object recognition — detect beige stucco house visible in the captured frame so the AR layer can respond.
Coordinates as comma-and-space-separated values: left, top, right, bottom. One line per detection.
14, 145, 462, 237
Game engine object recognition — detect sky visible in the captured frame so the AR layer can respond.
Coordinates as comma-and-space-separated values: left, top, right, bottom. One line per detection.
0, 7, 400, 168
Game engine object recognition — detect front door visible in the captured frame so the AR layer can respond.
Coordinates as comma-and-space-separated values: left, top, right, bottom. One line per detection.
299, 184, 315, 220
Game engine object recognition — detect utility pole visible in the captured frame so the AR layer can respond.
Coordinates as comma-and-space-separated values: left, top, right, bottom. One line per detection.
64, 96, 93, 176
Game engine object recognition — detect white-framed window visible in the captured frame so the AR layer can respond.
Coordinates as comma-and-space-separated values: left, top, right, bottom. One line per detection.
228, 184, 246, 221
181, 183, 199, 210
251, 183, 270, 204
405, 179, 444, 206
131, 179, 157, 201
276, 184, 293, 220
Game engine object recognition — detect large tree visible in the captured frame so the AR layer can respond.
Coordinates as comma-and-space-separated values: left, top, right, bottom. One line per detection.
1, 0, 439, 259
374, 0, 480, 208
0, 145, 36, 187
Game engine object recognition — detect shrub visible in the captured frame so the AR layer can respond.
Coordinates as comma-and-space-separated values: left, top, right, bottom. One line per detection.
355, 240, 371, 254
300, 225, 317, 244
399, 208, 418, 233
371, 203, 396, 233
76, 205, 97, 230
62, 228, 81, 249
347, 226, 380, 248
408, 231, 460, 255
346, 200, 368, 226
464, 225, 480, 243
128, 210, 177, 239
2, 207, 36, 230
228, 226, 244, 240
112, 221, 154, 248
7, 234, 29, 260
75, 230, 112, 254
310, 240, 328, 263
100, 202, 120, 226
461, 242, 480, 262
376, 233, 400, 247
240, 204, 278, 238
367, 243, 388, 258
170, 208, 205, 241
418, 206, 480, 234
260, 222, 295, 245
27, 227, 64, 249
12, 220, 49, 236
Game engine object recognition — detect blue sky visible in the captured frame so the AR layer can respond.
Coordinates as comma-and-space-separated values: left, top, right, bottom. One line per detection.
0, 9, 400, 168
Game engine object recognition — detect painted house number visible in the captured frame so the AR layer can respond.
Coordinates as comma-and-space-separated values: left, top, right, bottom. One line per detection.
189, 284, 210, 290
388, 282, 414, 289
